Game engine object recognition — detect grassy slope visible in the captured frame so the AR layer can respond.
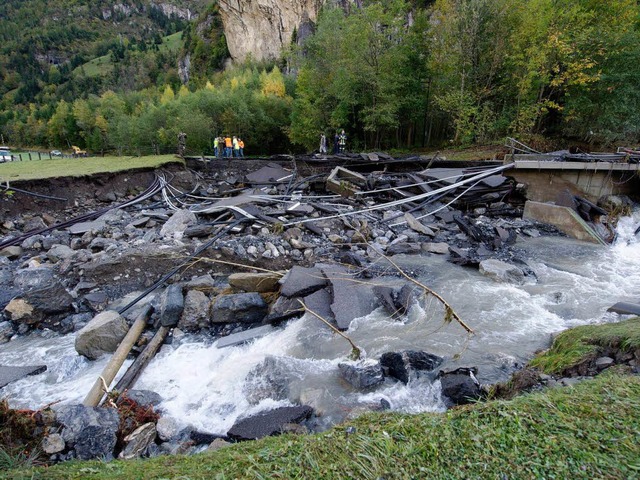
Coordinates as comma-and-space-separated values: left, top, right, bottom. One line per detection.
530, 317, 640, 374
0, 155, 181, 182
9, 372, 639, 480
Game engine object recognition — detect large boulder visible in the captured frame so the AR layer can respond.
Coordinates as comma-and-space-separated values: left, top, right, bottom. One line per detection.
160, 209, 197, 239
380, 351, 443, 384
338, 361, 384, 390
227, 405, 313, 441
13, 266, 55, 290
279, 266, 327, 298
211, 293, 268, 324
178, 290, 209, 331
75, 310, 130, 360
439, 367, 483, 406
243, 356, 291, 404
479, 259, 525, 285
56, 404, 120, 460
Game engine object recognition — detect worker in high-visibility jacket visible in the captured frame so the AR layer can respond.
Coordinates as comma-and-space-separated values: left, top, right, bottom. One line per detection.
233, 136, 240, 157
224, 135, 232, 158
213, 136, 220, 158
238, 138, 245, 157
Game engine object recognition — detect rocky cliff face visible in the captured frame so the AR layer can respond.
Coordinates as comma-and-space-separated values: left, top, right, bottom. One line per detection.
218, 0, 356, 62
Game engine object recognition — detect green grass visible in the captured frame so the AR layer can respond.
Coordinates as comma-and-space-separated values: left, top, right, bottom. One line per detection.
0, 155, 182, 182
159, 31, 183, 53
6, 372, 639, 479
72, 54, 114, 78
530, 317, 640, 374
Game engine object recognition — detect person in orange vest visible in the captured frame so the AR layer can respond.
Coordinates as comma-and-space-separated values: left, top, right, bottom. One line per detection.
233, 136, 240, 157
238, 138, 245, 157
224, 135, 232, 158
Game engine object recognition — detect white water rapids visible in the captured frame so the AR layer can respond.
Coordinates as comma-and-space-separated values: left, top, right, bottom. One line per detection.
1, 214, 639, 434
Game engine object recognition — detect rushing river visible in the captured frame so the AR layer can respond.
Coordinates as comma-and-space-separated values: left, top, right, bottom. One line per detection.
1, 214, 639, 434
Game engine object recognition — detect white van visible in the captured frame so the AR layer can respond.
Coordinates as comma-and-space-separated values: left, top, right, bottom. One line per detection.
0, 147, 13, 163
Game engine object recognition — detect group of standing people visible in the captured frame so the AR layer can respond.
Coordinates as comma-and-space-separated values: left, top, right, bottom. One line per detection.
319, 130, 347, 155
213, 135, 245, 158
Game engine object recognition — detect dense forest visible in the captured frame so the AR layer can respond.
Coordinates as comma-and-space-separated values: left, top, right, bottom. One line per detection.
1, 0, 639, 155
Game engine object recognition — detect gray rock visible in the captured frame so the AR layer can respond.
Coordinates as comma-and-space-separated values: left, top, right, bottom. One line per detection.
208, 438, 232, 451
46, 244, 75, 262
212, 293, 268, 324
404, 213, 435, 236
479, 259, 525, 285
159, 284, 184, 327
160, 209, 197, 239
279, 266, 327, 298
178, 290, 210, 332
4, 299, 41, 324
217, 325, 274, 348
0, 321, 14, 343
125, 390, 163, 407
75, 310, 130, 360
0, 364, 47, 388
243, 355, 291, 404
421, 242, 450, 255
325, 266, 377, 330
228, 272, 282, 293
338, 361, 384, 390
439, 367, 483, 406
0, 246, 22, 259
595, 356, 615, 370
120, 423, 157, 460
265, 295, 304, 324
42, 433, 65, 454
386, 243, 422, 255
183, 274, 216, 290
156, 416, 179, 442
68, 220, 106, 235
13, 267, 54, 290
227, 405, 313, 441
381, 351, 443, 384
21, 235, 44, 250
56, 404, 120, 460
302, 288, 335, 324
22, 280, 74, 314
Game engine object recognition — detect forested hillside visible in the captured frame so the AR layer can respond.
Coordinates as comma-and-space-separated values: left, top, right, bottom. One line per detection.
1, 0, 639, 155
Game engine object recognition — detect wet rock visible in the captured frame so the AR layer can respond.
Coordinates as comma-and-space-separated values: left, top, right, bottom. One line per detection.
75, 310, 130, 360
119, 423, 157, 460
279, 266, 327, 298
395, 284, 421, 315
302, 287, 335, 324
211, 293, 268, 324
380, 351, 443, 384
42, 433, 65, 454
227, 405, 313, 441
326, 266, 377, 330
386, 243, 421, 255
56, 404, 120, 460
178, 290, 210, 332
338, 361, 384, 390
265, 295, 304, 324
160, 209, 197, 239
156, 416, 179, 442
479, 259, 525, 285
448, 247, 480, 267
159, 284, 184, 327
0, 246, 23, 259
0, 364, 47, 388
243, 355, 291, 404
228, 272, 281, 293
125, 390, 163, 407
217, 325, 274, 348
373, 286, 399, 318
438, 367, 483, 406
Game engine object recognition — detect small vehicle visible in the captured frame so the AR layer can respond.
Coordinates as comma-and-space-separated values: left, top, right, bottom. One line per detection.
0, 147, 13, 163
71, 145, 87, 157
50, 150, 62, 157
